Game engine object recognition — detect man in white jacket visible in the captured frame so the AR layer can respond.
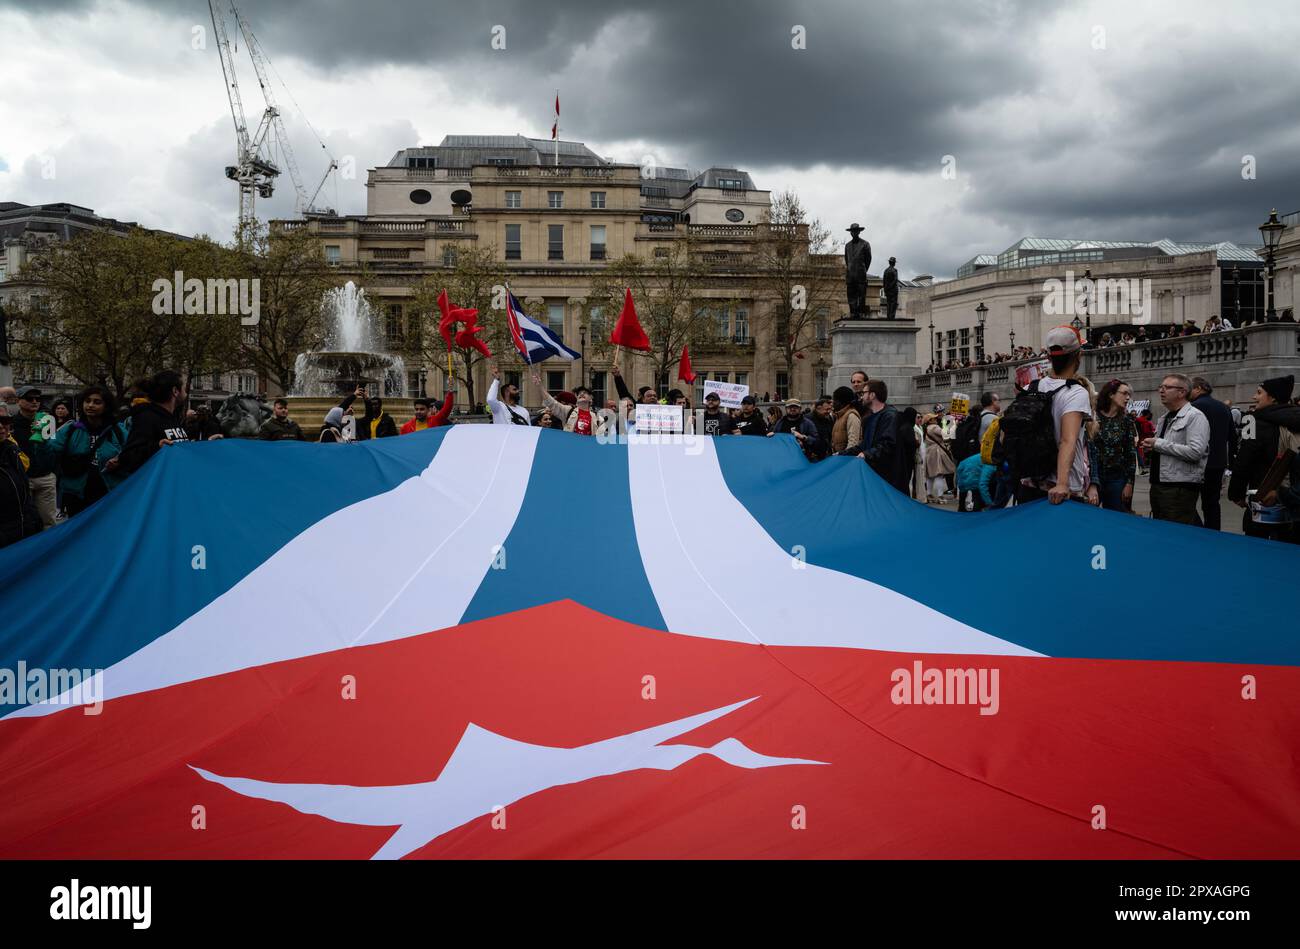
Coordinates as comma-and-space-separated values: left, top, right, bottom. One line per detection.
486, 365, 532, 426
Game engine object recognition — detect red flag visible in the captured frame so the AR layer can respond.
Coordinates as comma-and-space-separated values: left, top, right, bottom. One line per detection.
453, 310, 492, 359
677, 345, 696, 384
609, 288, 651, 352
436, 289, 456, 351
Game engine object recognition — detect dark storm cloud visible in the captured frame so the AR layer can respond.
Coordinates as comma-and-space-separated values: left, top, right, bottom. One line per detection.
4, 0, 1057, 169
6, 0, 1298, 272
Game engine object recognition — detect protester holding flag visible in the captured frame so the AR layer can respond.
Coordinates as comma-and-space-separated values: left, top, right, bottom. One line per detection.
532, 370, 607, 436
400, 394, 455, 434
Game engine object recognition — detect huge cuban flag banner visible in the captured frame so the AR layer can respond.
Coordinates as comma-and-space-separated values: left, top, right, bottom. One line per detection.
1, 426, 1298, 859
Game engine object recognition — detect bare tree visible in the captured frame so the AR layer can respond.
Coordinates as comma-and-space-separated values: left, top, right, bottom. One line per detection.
587, 238, 711, 390
749, 190, 839, 389
408, 243, 509, 409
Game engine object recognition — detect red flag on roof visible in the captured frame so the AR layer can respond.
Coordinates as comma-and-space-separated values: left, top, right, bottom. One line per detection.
609, 288, 651, 352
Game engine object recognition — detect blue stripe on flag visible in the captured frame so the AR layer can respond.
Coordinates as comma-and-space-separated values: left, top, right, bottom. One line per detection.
461, 428, 665, 630
713, 435, 1300, 666
0, 430, 451, 715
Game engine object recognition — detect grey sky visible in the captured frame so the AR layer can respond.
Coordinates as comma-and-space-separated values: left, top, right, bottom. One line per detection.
1, 0, 1296, 277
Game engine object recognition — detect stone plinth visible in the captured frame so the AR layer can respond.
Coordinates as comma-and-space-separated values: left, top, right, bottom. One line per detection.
829, 318, 922, 404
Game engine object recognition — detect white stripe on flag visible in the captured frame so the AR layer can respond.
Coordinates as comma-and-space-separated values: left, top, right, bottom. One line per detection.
625, 438, 1041, 657
6, 426, 542, 718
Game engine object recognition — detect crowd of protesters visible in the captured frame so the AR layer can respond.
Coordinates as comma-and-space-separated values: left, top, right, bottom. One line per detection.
923, 316, 1268, 374
3, 324, 1299, 547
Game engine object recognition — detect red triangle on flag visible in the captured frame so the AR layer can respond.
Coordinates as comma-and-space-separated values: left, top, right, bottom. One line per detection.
677, 345, 696, 384
609, 288, 651, 352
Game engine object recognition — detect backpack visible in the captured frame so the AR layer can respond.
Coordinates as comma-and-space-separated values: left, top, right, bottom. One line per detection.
993, 379, 1078, 481
952, 412, 983, 462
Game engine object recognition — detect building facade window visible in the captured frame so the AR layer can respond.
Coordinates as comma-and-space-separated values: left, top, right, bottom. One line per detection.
386, 304, 404, 344
959, 327, 970, 363
714, 307, 730, 340
236, 373, 257, 395
325, 245, 341, 264
548, 303, 565, 336
775, 372, 790, 402
654, 246, 669, 258
588, 305, 605, 339
816, 369, 829, 397
589, 225, 606, 261
974, 324, 985, 360
407, 370, 427, 399
505, 190, 522, 208
733, 307, 749, 343
505, 370, 522, 391
505, 224, 521, 260
546, 369, 566, 394
443, 247, 457, 267
548, 224, 564, 260
590, 191, 606, 209
815, 309, 829, 343
548, 191, 564, 209
946, 329, 957, 364
590, 371, 607, 407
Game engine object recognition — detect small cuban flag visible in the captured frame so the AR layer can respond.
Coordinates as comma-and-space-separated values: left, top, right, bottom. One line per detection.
505, 289, 580, 365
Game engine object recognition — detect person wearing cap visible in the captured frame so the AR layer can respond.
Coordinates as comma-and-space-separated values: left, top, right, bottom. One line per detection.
699, 391, 733, 436
768, 398, 818, 450
844, 223, 872, 319
532, 372, 608, 436
730, 395, 768, 436
1016, 326, 1094, 505
0, 402, 42, 548
882, 256, 899, 320
1140, 372, 1210, 525
8, 385, 58, 529
1228, 374, 1299, 542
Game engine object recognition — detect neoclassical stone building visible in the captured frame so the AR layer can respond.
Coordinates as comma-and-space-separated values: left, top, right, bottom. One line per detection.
274, 134, 866, 407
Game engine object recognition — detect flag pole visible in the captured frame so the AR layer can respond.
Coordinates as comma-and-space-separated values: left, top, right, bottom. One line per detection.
554, 90, 559, 167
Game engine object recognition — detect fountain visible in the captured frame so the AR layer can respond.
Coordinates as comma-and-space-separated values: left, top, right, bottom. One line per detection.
285, 281, 414, 432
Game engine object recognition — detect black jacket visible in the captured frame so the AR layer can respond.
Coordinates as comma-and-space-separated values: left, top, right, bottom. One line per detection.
356, 407, 398, 440
1, 438, 41, 549
1192, 394, 1234, 469
1228, 404, 1300, 502
845, 404, 907, 491
259, 416, 305, 441
118, 403, 190, 475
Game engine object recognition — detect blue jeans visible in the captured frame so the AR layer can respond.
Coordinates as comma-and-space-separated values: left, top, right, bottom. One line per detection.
1098, 478, 1131, 512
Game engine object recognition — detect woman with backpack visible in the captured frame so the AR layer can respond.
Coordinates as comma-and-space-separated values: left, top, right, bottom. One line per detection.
42, 385, 130, 517
1092, 379, 1138, 511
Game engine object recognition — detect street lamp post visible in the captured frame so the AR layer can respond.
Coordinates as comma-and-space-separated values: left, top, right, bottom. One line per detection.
1008, 328, 1016, 354
579, 325, 587, 389
1231, 265, 1241, 326
975, 302, 988, 362
928, 313, 935, 369
1259, 209, 1285, 323
1082, 268, 1093, 343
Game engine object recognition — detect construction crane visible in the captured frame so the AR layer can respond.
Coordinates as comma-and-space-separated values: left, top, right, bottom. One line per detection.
230, 5, 337, 217
209, 0, 338, 235
208, 0, 279, 235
